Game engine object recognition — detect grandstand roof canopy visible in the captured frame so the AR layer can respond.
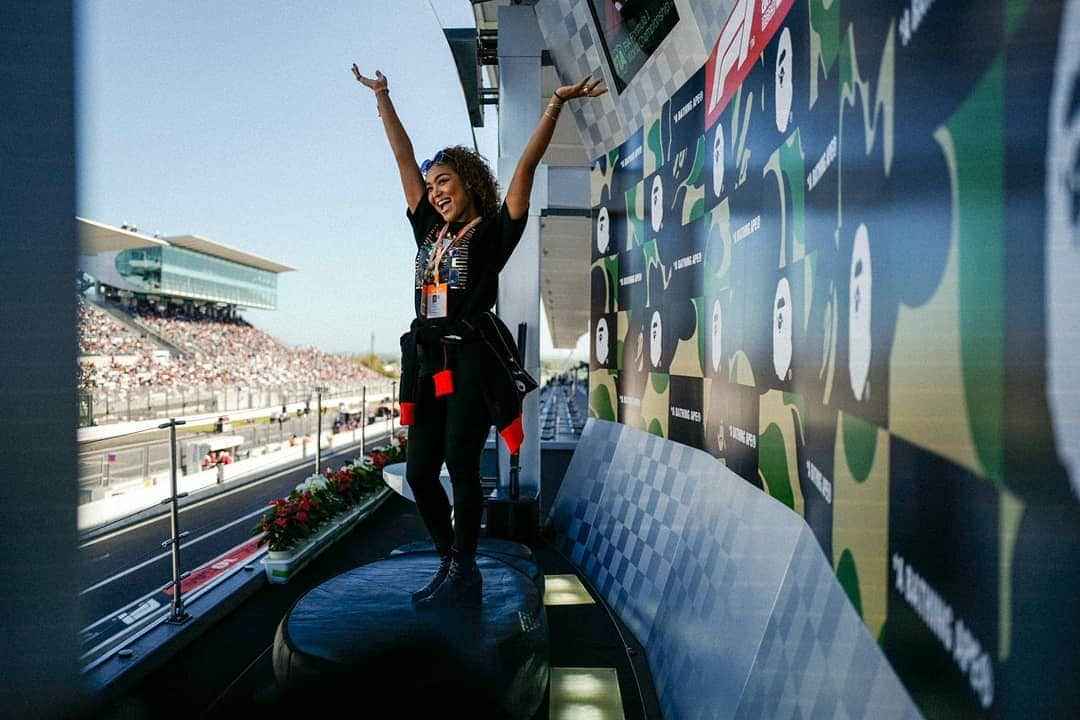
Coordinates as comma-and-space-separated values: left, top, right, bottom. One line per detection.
76, 217, 295, 273
77, 217, 168, 253
164, 235, 295, 273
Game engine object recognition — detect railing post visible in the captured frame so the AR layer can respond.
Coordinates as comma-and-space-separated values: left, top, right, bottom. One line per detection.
361, 386, 366, 454
315, 386, 326, 475
390, 380, 396, 436
159, 418, 190, 625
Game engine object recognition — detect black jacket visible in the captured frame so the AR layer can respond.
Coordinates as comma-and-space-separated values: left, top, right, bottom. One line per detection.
398, 310, 537, 453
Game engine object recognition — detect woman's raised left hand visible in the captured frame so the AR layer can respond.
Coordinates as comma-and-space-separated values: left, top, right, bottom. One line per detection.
555, 74, 608, 101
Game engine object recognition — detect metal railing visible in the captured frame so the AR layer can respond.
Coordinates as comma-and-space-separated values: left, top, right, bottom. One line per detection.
78, 381, 399, 505
77, 381, 395, 428
77, 393, 401, 671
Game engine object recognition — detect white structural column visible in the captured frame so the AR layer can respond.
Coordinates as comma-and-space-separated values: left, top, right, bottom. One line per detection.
496, 3, 544, 497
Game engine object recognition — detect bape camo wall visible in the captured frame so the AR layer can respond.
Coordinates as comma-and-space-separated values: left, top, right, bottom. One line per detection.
585, 0, 1079, 716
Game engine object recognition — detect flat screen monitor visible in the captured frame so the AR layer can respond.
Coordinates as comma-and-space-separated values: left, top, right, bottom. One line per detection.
586, 0, 680, 93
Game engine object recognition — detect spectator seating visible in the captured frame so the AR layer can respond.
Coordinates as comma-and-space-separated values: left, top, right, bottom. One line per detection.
77, 295, 382, 391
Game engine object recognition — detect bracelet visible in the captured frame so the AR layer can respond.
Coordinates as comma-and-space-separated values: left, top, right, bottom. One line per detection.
544, 109, 559, 121
553, 89, 567, 102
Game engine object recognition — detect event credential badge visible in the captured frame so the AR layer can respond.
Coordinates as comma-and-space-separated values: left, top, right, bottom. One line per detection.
424, 282, 448, 318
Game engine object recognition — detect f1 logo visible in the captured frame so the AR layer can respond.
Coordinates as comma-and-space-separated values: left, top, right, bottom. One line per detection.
708, 0, 755, 117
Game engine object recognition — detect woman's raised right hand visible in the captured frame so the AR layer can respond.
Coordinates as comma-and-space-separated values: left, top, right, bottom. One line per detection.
351, 66, 388, 93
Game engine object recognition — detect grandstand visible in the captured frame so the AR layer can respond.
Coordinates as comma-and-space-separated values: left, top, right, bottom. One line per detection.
76, 218, 384, 425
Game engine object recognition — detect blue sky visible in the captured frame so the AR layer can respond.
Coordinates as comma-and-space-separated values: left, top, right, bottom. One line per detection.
76, 0, 584, 359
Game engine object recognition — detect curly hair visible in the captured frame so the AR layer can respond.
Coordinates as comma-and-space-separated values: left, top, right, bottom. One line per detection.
428, 145, 501, 220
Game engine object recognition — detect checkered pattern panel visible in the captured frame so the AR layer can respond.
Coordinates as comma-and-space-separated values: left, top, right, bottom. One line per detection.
580, 428, 700, 642
687, 0, 738, 54
547, 418, 624, 565
733, 526, 922, 720
536, 0, 708, 159
536, 0, 624, 154
646, 456, 805, 720
550, 419, 925, 719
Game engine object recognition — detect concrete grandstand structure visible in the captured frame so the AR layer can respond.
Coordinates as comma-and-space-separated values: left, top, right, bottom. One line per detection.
78, 216, 293, 311
76, 217, 384, 426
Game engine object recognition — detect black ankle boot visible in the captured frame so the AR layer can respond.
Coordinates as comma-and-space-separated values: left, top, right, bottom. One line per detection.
415, 552, 482, 608
410, 552, 452, 603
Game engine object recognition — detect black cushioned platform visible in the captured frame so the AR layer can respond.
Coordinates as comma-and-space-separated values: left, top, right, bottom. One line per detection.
391, 538, 544, 597
273, 552, 549, 718
391, 537, 535, 560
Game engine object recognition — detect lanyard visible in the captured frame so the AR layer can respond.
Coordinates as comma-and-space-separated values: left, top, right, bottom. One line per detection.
429, 216, 481, 284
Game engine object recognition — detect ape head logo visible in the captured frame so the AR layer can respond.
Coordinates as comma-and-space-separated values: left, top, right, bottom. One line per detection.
596, 206, 610, 255
712, 123, 725, 198
772, 277, 793, 381
643, 300, 697, 373
775, 27, 793, 133
649, 310, 663, 369
710, 298, 723, 375
1046, 4, 1080, 499
650, 175, 664, 234
849, 224, 872, 401
595, 317, 610, 366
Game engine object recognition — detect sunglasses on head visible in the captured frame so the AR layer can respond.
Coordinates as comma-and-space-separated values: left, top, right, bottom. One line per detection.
420, 150, 452, 176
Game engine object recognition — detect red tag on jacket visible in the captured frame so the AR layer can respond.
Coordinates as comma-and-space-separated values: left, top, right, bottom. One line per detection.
433, 369, 455, 397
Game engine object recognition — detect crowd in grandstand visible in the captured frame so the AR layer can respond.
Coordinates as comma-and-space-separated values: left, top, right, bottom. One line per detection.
77, 294, 382, 391
77, 296, 159, 356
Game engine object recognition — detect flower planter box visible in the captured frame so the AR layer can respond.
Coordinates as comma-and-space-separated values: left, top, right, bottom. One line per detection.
261, 487, 393, 584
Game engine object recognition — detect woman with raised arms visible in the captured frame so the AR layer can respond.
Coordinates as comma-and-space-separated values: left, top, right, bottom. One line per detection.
351, 64, 606, 607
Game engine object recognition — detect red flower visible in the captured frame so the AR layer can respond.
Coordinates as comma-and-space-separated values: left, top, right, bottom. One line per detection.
297, 511, 309, 523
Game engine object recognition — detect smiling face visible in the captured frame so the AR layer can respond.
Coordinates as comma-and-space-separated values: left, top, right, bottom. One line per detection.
425, 163, 478, 223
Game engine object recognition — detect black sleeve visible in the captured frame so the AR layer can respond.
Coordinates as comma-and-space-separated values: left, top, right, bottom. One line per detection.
491, 201, 529, 273
406, 194, 439, 248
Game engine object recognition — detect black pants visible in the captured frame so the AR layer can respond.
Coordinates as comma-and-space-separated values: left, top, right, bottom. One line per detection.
404, 370, 492, 558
